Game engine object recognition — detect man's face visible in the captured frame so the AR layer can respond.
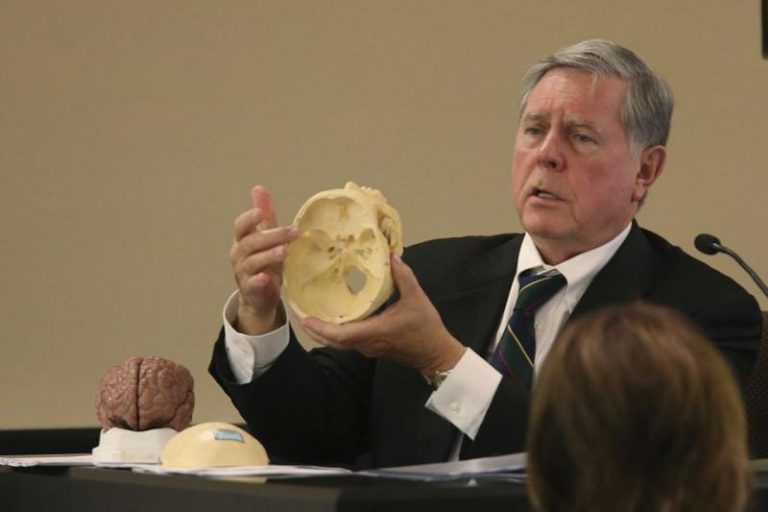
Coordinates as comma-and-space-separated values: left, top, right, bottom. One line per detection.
512, 67, 660, 263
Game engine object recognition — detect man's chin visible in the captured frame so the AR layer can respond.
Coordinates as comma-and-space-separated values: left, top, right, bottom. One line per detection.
520, 218, 569, 240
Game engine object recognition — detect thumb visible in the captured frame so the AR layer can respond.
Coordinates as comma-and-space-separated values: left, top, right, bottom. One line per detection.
251, 185, 278, 229
390, 253, 421, 298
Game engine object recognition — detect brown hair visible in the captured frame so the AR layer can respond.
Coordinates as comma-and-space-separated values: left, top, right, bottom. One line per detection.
527, 302, 750, 512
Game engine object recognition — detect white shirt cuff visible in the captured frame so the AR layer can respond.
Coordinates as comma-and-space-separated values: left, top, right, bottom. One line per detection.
425, 348, 502, 440
222, 291, 290, 384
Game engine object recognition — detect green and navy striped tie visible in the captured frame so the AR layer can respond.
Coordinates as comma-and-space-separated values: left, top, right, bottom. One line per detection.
490, 269, 567, 388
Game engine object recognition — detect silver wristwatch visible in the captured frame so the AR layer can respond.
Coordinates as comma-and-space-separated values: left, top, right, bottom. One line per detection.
425, 369, 452, 391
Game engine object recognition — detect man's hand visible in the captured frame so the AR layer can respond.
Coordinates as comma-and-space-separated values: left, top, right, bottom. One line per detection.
229, 186, 299, 335
301, 254, 466, 375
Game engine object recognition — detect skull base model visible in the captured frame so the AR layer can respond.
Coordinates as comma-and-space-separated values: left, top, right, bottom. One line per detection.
283, 182, 403, 324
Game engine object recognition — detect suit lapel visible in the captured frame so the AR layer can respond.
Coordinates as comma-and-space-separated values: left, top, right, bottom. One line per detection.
435, 225, 656, 338
435, 235, 523, 356
571, 221, 655, 320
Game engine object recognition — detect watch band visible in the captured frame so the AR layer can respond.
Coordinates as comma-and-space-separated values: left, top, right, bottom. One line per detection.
425, 369, 452, 391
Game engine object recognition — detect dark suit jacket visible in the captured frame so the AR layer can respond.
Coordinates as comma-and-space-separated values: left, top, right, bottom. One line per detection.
209, 222, 761, 468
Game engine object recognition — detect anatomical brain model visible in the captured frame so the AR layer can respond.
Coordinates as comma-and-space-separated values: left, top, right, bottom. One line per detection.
95, 356, 194, 432
283, 182, 403, 324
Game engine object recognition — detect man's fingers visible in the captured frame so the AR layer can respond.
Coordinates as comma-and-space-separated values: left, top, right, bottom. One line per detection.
235, 187, 285, 241
243, 272, 273, 295
237, 225, 299, 257
240, 272, 283, 316
234, 207, 264, 242
251, 186, 278, 230
238, 245, 287, 276
301, 317, 343, 347
302, 317, 345, 343
302, 315, 381, 347
230, 226, 298, 270
243, 271, 282, 298
390, 253, 422, 298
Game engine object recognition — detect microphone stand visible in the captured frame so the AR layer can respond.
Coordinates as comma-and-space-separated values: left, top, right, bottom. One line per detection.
720, 245, 768, 297
714, 243, 768, 299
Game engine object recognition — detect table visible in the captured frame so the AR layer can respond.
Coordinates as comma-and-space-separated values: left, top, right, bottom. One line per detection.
6, 463, 768, 512
4, 426, 768, 512
1, 464, 528, 512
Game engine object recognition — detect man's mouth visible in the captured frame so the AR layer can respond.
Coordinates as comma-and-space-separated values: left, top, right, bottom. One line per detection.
531, 188, 559, 200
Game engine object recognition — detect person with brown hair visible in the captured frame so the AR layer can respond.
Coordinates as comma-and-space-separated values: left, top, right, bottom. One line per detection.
527, 302, 751, 512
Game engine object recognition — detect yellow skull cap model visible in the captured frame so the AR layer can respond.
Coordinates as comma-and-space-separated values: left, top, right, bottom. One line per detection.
161, 422, 269, 468
283, 182, 403, 324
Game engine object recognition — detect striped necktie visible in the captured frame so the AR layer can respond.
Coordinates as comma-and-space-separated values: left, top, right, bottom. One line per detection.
490, 269, 567, 388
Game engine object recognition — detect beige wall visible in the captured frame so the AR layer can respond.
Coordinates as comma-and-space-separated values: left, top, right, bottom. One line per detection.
1, 1, 767, 428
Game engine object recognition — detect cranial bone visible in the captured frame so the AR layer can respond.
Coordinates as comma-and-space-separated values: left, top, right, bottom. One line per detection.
283, 182, 403, 324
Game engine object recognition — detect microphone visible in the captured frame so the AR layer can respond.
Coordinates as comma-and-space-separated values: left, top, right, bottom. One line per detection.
694, 233, 768, 299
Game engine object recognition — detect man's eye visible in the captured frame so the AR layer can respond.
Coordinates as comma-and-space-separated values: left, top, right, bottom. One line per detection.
573, 133, 596, 144
524, 126, 544, 136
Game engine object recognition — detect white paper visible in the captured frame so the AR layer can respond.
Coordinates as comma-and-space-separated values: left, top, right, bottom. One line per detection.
359, 452, 528, 481
0, 453, 351, 478
0, 454, 94, 467
1, 451, 526, 482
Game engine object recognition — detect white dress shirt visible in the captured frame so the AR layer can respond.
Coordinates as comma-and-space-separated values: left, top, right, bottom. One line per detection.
222, 223, 632, 442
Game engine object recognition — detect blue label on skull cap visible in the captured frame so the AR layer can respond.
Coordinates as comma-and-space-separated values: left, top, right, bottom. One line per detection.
214, 429, 244, 443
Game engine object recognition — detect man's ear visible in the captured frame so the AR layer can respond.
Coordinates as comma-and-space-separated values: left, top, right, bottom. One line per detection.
632, 145, 666, 202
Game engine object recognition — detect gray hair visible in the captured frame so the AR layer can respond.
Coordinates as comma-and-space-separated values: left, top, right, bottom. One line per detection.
519, 39, 674, 154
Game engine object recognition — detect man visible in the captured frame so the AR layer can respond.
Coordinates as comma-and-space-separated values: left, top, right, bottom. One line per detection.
209, 39, 761, 468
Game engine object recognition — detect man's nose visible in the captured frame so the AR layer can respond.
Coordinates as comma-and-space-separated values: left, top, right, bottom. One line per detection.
536, 132, 565, 171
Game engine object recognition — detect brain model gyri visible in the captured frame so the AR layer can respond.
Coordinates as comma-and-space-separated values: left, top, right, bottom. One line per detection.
95, 356, 194, 432
283, 182, 403, 324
